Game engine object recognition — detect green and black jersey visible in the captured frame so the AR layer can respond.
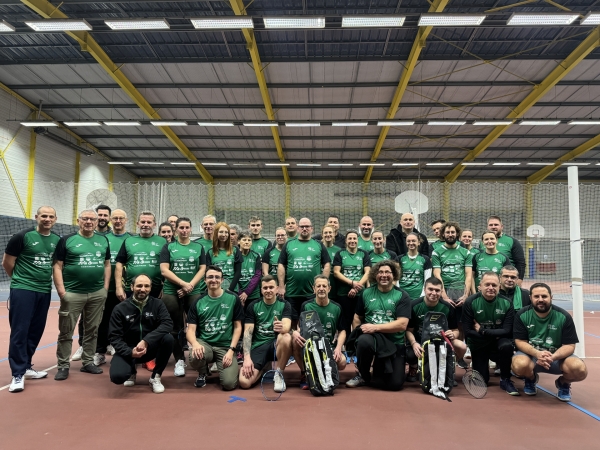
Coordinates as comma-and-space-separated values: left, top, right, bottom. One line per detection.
431, 244, 473, 290
195, 237, 213, 253
324, 244, 342, 296
358, 236, 374, 252
159, 240, 206, 295
54, 232, 110, 293
462, 293, 514, 350
251, 237, 272, 257
368, 249, 398, 266
301, 299, 345, 344
479, 233, 526, 279
245, 298, 292, 349
408, 298, 457, 344
472, 251, 510, 287
106, 232, 131, 292
5, 228, 60, 293
398, 253, 432, 300
205, 247, 243, 291
239, 250, 262, 301
278, 239, 331, 298
513, 305, 578, 353
263, 246, 281, 276
187, 290, 244, 347
333, 249, 372, 297
116, 234, 166, 290
356, 286, 412, 345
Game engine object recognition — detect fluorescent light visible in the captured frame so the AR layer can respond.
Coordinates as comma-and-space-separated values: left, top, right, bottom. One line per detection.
581, 12, 600, 26
427, 121, 466, 126
265, 163, 290, 166
20, 121, 58, 127
328, 163, 354, 166
569, 120, 600, 125
107, 162, 133, 165
461, 162, 489, 166
138, 162, 164, 165
360, 163, 385, 166
191, 17, 253, 29
63, 121, 102, 127
233, 163, 258, 166
296, 163, 322, 167
104, 121, 141, 126
563, 162, 590, 166
520, 120, 561, 126
419, 14, 486, 27
332, 122, 369, 127
25, 19, 92, 31
507, 13, 578, 26
197, 122, 234, 126
243, 122, 278, 127
377, 120, 415, 126
493, 162, 520, 166
263, 17, 325, 29
171, 162, 198, 165
472, 121, 514, 126
285, 122, 320, 127
392, 163, 418, 166
0, 21, 15, 32
527, 162, 554, 166
201, 162, 227, 166
342, 15, 405, 28
105, 19, 170, 30
150, 121, 188, 126
426, 163, 453, 166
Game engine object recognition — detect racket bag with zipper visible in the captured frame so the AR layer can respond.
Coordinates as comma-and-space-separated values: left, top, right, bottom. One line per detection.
299, 310, 339, 396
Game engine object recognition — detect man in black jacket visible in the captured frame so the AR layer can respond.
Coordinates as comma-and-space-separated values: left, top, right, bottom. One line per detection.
108, 274, 174, 393
386, 213, 429, 257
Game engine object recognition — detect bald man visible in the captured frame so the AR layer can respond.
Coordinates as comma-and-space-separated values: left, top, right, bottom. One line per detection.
386, 213, 430, 257
357, 216, 375, 252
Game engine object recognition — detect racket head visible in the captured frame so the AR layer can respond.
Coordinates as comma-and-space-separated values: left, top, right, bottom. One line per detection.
260, 369, 283, 401
462, 369, 488, 399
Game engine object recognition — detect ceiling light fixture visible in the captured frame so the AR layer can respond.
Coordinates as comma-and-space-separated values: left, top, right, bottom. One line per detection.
0, 20, 15, 32
507, 13, 578, 26
461, 162, 489, 166
138, 162, 164, 165
107, 162, 134, 165
332, 122, 369, 127
263, 17, 325, 29
233, 163, 259, 166
201, 162, 228, 166
341, 15, 405, 28
427, 121, 466, 126
25, 19, 92, 31
392, 163, 419, 166
581, 12, 600, 26
562, 162, 590, 166
243, 122, 279, 127
63, 121, 102, 127
265, 163, 290, 166
377, 121, 415, 126
360, 163, 385, 166
150, 121, 188, 126
493, 162, 521, 166
568, 120, 600, 125
426, 162, 453, 166
105, 19, 170, 30
191, 17, 254, 29
20, 121, 58, 127
103, 121, 142, 126
328, 163, 354, 166
418, 14, 486, 26
472, 121, 514, 126
197, 122, 234, 126
171, 162, 198, 165
285, 122, 321, 127
527, 162, 554, 166
296, 163, 322, 167
519, 120, 561, 126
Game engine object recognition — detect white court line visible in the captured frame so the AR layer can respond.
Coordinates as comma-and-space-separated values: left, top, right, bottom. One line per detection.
0, 364, 58, 392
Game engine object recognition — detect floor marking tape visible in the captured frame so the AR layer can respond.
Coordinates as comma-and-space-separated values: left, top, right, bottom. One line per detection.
537, 386, 600, 422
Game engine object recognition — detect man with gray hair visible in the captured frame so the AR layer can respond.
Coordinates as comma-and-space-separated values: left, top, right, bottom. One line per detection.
197, 215, 217, 253
53, 209, 110, 381
229, 224, 242, 247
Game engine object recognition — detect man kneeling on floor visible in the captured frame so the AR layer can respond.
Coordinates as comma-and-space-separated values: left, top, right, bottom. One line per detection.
346, 260, 411, 391
292, 274, 347, 389
108, 274, 174, 393
186, 265, 243, 390
239, 275, 292, 391
511, 282, 587, 401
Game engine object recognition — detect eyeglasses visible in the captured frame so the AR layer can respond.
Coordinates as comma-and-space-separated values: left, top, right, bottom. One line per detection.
80, 217, 97, 222
206, 275, 222, 280
299, 225, 312, 229
378, 270, 393, 275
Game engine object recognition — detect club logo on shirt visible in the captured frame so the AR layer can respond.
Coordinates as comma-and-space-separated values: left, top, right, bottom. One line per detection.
527, 324, 535, 329
307, 256, 312, 261
95, 251, 102, 257
369, 298, 376, 302
495, 309, 505, 314
75, 244, 83, 248
94, 242, 102, 247
150, 251, 155, 257
188, 257, 194, 262
476, 310, 483, 314
132, 243, 139, 247
220, 303, 230, 309
257, 312, 264, 316
31, 242, 39, 246
545, 337, 553, 345
203, 306, 209, 311
145, 312, 154, 318
548, 324, 558, 331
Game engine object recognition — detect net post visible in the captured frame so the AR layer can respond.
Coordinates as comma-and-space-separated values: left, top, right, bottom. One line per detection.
525, 184, 534, 279
567, 167, 586, 358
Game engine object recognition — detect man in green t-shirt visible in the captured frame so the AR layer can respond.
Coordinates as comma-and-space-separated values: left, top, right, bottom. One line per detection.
249, 215, 272, 256
285, 217, 298, 240
94, 204, 112, 236
239, 275, 292, 392
115, 211, 166, 300
462, 272, 517, 395
262, 227, 286, 276
53, 209, 110, 381
428, 219, 446, 255
196, 215, 216, 253
186, 265, 243, 390
3, 206, 60, 392
357, 216, 375, 252
346, 260, 411, 391
512, 283, 587, 401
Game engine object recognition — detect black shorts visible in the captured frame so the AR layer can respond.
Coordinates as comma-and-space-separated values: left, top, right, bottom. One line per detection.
251, 340, 276, 371
285, 295, 315, 320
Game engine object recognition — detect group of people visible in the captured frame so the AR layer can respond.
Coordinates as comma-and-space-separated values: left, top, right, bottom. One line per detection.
2, 205, 587, 401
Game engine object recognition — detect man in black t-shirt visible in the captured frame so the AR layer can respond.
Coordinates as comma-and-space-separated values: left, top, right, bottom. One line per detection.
511, 283, 587, 401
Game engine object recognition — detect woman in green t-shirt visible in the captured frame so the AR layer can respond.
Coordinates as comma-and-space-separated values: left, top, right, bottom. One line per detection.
321, 224, 341, 301
158, 222, 174, 243
160, 217, 206, 376
206, 222, 243, 291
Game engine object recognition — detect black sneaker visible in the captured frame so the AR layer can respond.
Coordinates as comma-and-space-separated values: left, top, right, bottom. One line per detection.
194, 375, 207, 388
80, 364, 103, 374
54, 368, 69, 381
457, 359, 468, 369
406, 366, 418, 382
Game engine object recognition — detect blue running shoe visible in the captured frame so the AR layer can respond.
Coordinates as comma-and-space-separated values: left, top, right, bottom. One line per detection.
500, 378, 520, 396
286, 356, 295, 367
555, 377, 571, 402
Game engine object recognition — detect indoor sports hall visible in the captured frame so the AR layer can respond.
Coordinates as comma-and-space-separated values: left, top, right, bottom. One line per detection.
1, 1, 600, 448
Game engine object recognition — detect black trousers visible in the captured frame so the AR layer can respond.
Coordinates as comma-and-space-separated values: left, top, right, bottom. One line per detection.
471, 338, 513, 384
109, 333, 174, 384
161, 293, 201, 362
337, 294, 359, 336
355, 334, 406, 391
96, 291, 119, 353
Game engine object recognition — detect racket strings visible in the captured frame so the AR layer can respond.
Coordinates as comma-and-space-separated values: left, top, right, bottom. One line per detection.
462, 370, 488, 399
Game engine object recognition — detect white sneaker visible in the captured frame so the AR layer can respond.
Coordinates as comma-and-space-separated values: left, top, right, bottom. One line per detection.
94, 353, 106, 366
149, 375, 165, 393
25, 368, 48, 379
210, 362, 218, 373
274, 370, 286, 393
174, 359, 186, 377
72, 347, 83, 361
489, 359, 497, 369
107, 345, 116, 356
124, 374, 136, 387
9, 376, 24, 393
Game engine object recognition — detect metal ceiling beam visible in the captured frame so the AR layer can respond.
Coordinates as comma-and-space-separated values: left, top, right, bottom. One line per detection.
527, 134, 600, 183
445, 26, 600, 183
19, 0, 213, 184
229, 0, 288, 184
363, 0, 448, 183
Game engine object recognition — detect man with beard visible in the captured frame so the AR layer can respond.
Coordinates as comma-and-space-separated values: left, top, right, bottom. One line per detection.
95, 205, 112, 235
511, 283, 587, 401
357, 216, 375, 252
386, 213, 429, 257
499, 266, 530, 310
480, 216, 526, 283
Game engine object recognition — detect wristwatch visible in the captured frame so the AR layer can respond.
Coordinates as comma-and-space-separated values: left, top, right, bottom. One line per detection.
229, 346, 236, 352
